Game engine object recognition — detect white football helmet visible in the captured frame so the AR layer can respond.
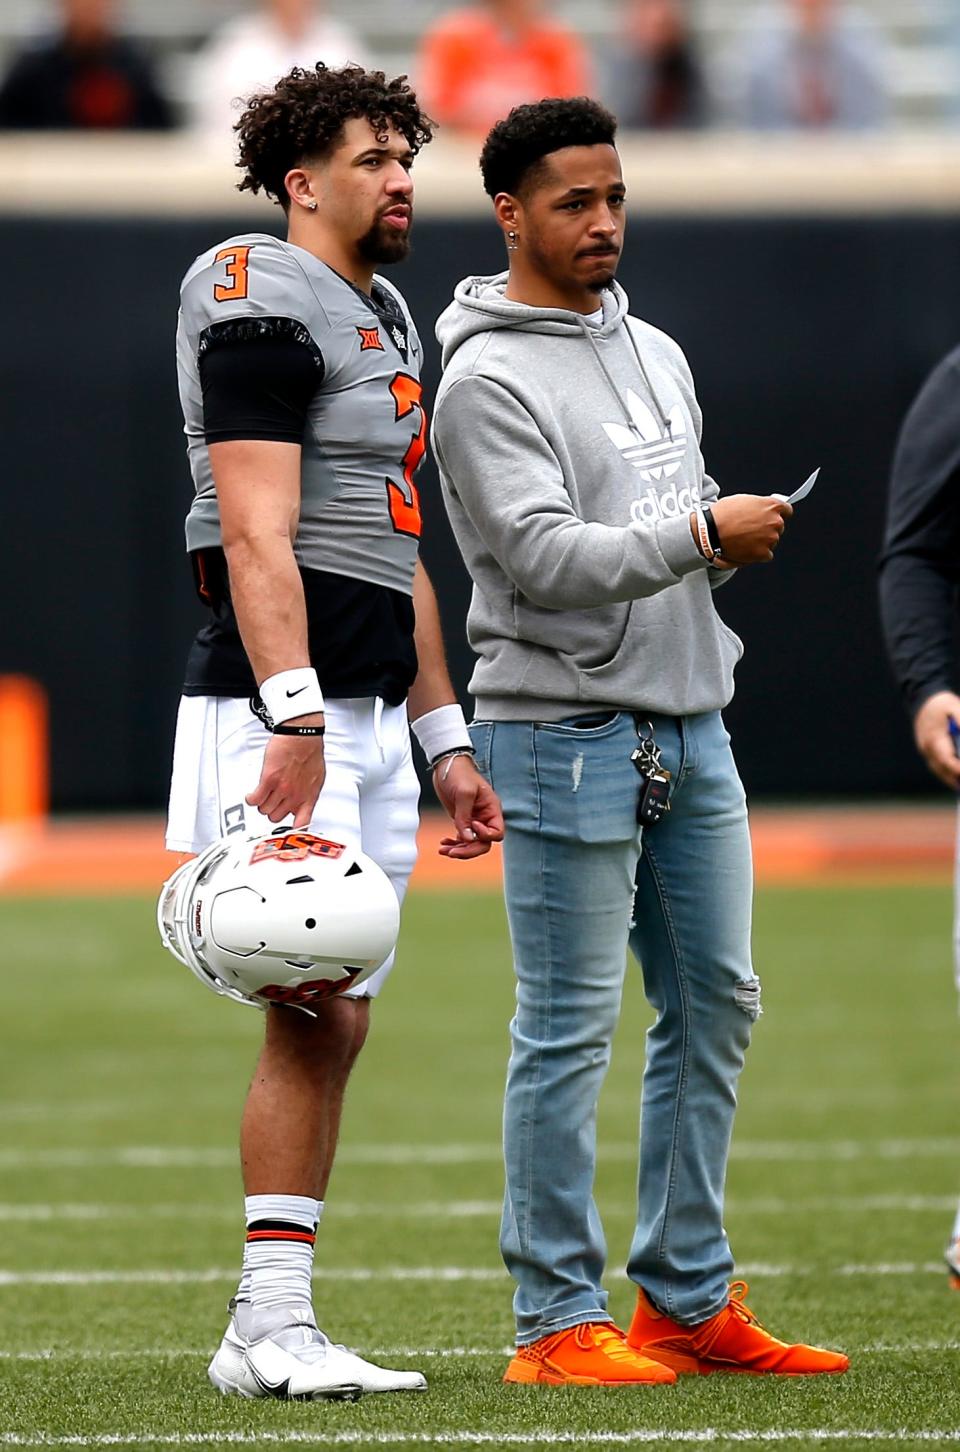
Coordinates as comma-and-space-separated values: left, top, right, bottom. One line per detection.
157, 831, 400, 1011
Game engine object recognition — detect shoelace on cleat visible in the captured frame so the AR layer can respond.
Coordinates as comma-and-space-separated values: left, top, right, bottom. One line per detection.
580, 1324, 640, 1364
726, 1281, 763, 1330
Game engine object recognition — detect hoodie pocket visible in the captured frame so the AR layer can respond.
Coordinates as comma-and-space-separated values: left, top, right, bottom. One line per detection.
716, 617, 745, 664
513, 596, 632, 674
577, 606, 639, 694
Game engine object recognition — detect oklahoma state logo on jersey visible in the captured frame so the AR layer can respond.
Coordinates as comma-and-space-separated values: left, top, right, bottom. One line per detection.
356, 325, 384, 352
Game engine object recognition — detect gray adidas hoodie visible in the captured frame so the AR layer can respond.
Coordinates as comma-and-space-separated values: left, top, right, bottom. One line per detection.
431, 273, 743, 721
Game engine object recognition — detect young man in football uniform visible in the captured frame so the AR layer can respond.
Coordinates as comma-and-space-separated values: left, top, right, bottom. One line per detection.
167, 63, 502, 1401
432, 96, 848, 1387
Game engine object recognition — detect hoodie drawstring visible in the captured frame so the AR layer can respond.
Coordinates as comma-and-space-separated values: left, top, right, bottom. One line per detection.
441, 272, 672, 442
575, 313, 671, 437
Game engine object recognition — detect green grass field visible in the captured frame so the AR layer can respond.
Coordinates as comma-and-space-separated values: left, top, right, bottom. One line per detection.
3, 882, 960, 1450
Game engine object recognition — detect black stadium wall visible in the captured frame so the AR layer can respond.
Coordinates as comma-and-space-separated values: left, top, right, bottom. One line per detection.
3, 212, 957, 811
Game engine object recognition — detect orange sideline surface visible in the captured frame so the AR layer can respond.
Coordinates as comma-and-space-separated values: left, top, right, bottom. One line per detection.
0, 805, 954, 896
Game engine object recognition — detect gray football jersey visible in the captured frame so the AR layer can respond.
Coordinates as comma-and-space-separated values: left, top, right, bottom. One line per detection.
176, 232, 425, 595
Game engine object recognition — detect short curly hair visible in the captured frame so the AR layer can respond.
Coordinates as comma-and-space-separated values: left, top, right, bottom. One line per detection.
480, 97, 618, 200
235, 63, 434, 209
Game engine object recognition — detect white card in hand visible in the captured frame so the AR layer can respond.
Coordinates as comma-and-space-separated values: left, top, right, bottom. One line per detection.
772, 468, 820, 505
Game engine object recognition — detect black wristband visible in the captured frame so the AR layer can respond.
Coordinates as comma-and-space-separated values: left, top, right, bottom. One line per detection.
701, 503, 723, 557
272, 723, 325, 737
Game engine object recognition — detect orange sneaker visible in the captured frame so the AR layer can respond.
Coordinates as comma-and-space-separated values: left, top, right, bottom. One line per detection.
503, 1321, 678, 1386
946, 1238, 960, 1291
627, 1281, 849, 1377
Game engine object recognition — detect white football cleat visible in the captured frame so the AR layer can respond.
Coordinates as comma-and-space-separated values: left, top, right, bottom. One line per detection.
207, 1311, 246, 1395
208, 1301, 427, 1399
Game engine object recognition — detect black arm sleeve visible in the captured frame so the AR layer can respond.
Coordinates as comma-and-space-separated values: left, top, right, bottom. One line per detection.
198, 318, 324, 445
878, 348, 960, 715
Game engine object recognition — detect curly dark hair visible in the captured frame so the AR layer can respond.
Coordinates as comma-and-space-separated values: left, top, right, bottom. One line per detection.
235, 63, 435, 209
480, 97, 618, 200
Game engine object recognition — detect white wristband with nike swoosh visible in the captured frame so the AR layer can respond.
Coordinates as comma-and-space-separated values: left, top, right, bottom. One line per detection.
260, 668, 325, 727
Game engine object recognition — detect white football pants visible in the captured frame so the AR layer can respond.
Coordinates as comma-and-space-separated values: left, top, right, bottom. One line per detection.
165, 694, 420, 997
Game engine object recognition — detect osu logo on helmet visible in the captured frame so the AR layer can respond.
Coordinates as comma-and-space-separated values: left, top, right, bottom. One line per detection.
250, 832, 345, 865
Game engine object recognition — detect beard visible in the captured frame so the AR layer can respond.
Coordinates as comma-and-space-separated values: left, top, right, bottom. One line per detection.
526, 231, 618, 296
581, 249, 620, 292
587, 269, 617, 294
357, 216, 412, 266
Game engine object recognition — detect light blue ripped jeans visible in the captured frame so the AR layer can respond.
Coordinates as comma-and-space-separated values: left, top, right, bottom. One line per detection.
468, 710, 759, 1345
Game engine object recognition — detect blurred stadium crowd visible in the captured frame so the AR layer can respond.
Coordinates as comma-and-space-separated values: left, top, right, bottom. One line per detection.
0, 0, 956, 138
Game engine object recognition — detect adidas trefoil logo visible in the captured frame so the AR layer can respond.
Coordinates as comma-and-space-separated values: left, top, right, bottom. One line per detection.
603, 390, 688, 480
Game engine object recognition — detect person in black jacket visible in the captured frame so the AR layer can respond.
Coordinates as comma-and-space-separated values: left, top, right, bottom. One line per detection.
0, 0, 173, 131
878, 344, 960, 1287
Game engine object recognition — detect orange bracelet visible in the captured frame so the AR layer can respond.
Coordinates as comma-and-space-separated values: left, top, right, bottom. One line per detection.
693, 508, 716, 563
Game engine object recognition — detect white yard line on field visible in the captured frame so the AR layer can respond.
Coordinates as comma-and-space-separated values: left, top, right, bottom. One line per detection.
0, 1262, 949, 1288
0, 1347, 513, 1362
0, 1268, 504, 1287
2, 1342, 959, 1363
4, 1084, 943, 1125
1, 1103, 191, 1125
0, 1202, 506, 1222
729, 1139, 960, 1162
0, 1194, 954, 1223
4, 1430, 960, 1447
722, 1196, 957, 1214
1, 1139, 959, 1170
860, 1341, 960, 1353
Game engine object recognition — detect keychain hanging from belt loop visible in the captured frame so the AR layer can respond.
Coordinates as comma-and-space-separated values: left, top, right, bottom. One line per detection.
631, 719, 671, 826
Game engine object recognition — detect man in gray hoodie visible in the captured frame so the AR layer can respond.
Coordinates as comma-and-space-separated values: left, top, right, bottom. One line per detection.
432, 96, 849, 1387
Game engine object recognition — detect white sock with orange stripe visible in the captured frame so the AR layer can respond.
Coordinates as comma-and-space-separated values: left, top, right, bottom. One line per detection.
236, 1194, 322, 1311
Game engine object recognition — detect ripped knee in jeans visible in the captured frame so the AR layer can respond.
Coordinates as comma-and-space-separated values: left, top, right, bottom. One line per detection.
734, 975, 762, 1021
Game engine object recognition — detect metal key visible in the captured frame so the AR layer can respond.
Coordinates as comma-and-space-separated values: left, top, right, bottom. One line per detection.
631, 722, 671, 825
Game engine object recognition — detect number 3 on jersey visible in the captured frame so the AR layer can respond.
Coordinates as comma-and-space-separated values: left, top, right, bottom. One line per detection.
387, 372, 426, 539
213, 246, 250, 303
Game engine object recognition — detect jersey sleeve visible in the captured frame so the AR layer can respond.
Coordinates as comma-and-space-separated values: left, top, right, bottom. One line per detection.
180, 236, 328, 342
182, 237, 327, 446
